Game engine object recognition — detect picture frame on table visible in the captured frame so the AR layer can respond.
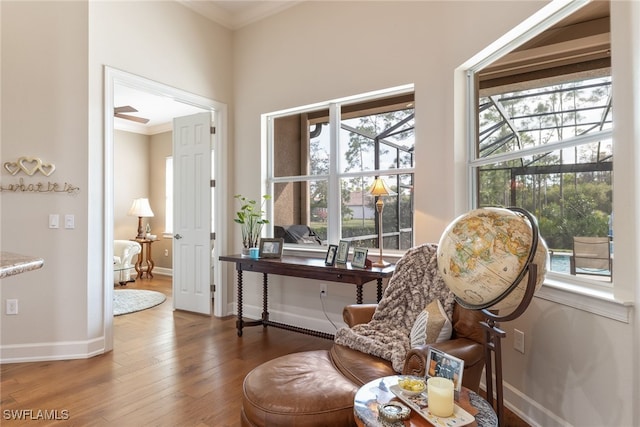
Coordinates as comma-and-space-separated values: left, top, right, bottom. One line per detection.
259, 238, 284, 259
426, 347, 465, 392
325, 244, 338, 266
336, 240, 350, 264
351, 247, 368, 268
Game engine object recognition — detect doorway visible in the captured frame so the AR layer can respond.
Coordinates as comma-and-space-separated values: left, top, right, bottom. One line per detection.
104, 67, 228, 351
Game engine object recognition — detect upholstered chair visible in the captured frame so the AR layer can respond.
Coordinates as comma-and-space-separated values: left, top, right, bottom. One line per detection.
113, 240, 141, 285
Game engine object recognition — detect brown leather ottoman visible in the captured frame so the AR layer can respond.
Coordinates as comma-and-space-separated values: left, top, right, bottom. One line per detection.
241, 350, 359, 427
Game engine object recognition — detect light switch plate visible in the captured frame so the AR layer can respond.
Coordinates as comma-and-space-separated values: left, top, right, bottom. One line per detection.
49, 214, 59, 229
64, 214, 75, 229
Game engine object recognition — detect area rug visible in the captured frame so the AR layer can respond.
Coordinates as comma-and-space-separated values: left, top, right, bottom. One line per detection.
114, 289, 167, 316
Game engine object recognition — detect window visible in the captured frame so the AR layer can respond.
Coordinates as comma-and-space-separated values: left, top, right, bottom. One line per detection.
473, 75, 613, 283
468, 1, 614, 285
265, 86, 415, 252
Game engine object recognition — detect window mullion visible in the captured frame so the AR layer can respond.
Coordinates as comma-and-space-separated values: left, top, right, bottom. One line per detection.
327, 103, 341, 243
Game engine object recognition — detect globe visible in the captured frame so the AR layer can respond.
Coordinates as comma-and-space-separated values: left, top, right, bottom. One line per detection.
437, 207, 548, 312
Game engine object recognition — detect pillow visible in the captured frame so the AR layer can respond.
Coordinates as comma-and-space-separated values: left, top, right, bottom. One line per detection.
409, 299, 453, 348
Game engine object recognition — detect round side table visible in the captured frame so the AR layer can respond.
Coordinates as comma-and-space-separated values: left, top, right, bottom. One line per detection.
354, 375, 497, 427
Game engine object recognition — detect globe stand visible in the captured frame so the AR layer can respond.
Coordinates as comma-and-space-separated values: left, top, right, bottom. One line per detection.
480, 263, 538, 427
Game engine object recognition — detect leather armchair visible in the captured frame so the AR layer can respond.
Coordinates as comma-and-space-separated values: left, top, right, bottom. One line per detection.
241, 301, 488, 427
340, 301, 486, 392
242, 244, 490, 426
113, 240, 141, 285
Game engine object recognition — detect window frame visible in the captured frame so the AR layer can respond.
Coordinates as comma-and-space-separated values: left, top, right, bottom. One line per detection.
263, 84, 415, 254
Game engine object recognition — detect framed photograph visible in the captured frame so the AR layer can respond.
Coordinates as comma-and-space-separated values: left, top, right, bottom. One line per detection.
351, 247, 368, 268
336, 240, 350, 264
325, 244, 338, 266
259, 238, 284, 259
426, 348, 464, 392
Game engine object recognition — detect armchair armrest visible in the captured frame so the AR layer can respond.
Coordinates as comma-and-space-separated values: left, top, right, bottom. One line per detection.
402, 338, 486, 392
342, 304, 378, 327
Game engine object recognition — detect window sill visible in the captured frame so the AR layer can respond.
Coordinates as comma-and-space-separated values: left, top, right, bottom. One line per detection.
536, 277, 633, 323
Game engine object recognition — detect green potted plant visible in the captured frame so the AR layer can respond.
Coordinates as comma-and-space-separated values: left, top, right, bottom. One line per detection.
234, 194, 271, 255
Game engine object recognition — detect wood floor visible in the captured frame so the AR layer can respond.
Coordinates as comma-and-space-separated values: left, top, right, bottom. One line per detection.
1, 276, 530, 426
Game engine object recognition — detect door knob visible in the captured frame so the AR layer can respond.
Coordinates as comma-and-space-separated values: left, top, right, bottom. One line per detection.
174, 234, 183, 239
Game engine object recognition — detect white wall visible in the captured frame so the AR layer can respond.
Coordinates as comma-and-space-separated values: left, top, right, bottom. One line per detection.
114, 130, 150, 240
1, 1, 92, 358
1, 0, 232, 360
232, 2, 638, 426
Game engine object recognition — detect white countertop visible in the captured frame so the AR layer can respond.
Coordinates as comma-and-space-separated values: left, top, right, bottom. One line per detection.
0, 252, 44, 279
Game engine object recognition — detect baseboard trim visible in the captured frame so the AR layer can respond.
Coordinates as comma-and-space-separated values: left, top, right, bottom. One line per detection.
479, 377, 569, 427
0, 337, 105, 364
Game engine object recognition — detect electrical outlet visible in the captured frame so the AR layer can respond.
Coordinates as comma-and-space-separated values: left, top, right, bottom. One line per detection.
320, 283, 328, 297
514, 329, 525, 354
164, 249, 169, 257
6, 299, 18, 315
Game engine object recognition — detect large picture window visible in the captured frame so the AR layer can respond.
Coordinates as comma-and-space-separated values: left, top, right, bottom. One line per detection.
473, 75, 613, 283
468, 0, 614, 285
266, 86, 415, 252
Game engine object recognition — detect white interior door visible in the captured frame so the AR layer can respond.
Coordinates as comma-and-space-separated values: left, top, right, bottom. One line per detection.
173, 112, 213, 315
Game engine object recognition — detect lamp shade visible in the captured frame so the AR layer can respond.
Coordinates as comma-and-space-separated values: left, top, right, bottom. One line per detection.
369, 178, 395, 197
128, 198, 154, 217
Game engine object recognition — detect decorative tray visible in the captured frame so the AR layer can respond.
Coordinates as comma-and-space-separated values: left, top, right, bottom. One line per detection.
390, 385, 475, 427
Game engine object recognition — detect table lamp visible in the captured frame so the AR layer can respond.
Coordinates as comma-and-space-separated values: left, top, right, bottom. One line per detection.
128, 198, 154, 239
369, 177, 395, 267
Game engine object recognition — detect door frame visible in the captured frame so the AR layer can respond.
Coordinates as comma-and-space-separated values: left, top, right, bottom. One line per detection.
103, 67, 228, 350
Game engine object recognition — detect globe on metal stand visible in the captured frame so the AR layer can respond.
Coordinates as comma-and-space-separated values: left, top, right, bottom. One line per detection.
437, 207, 547, 426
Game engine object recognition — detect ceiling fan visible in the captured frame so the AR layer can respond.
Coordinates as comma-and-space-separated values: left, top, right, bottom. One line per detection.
114, 106, 150, 124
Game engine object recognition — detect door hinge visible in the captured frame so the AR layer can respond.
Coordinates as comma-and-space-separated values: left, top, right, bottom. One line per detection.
210, 126, 216, 134
210, 232, 216, 240
210, 179, 215, 188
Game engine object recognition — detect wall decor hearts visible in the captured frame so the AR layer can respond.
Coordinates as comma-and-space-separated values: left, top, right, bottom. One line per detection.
3, 162, 20, 175
2, 157, 56, 176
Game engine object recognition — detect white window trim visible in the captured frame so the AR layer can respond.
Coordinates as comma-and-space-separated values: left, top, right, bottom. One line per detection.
454, 0, 634, 323
264, 84, 415, 254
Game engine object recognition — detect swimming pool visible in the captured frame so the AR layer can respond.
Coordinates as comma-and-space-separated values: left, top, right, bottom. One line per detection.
549, 251, 611, 276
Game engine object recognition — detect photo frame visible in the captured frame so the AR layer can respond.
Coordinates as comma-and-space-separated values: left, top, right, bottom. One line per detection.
258, 238, 284, 259
336, 240, 350, 264
351, 247, 368, 268
426, 347, 464, 392
325, 244, 338, 266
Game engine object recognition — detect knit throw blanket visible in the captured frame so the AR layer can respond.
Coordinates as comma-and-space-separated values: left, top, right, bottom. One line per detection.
334, 243, 455, 372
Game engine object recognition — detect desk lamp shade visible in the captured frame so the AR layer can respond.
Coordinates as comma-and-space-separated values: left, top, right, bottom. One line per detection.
369, 178, 396, 267
128, 198, 154, 239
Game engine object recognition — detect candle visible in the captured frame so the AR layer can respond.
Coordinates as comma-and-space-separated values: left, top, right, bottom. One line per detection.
427, 377, 454, 417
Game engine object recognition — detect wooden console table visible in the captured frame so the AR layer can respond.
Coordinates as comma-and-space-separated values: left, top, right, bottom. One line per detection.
219, 254, 395, 340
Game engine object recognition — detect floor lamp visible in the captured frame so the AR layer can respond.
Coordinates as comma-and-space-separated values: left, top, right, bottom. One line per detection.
369, 177, 395, 268
128, 198, 154, 239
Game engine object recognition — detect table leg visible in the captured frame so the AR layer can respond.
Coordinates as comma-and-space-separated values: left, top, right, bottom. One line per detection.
356, 285, 363, 304
134, 254, 142, 279
146, 243, 154, 278
236, 269, 244, 336
377, 278, 383, 302
262, 273, 269, 326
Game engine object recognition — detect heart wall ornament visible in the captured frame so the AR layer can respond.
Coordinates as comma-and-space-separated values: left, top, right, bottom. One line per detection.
3, 157, 56, 176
